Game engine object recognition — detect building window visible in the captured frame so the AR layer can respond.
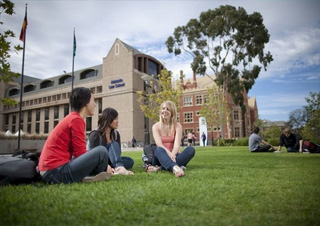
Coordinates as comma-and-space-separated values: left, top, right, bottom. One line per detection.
183, 97, 192, 106
97, 86, 102, 93
59, 75, 72, 84
5, 114, 9, 125
24, 84, 35, 93
12, 113, 16, 124
115, 43, 119, 55
196, 95, 202, 105
80, 69, 96, 80
235, 127, 240, 137
36, 123, 40, 134
196, 111, 200, 116
44, 121, 49, 134
54, 106, 59, 119
28, 110, 32, 122
98, 98, 102, 114
45, 108, 49, 120
234, 111, 239, 120
54, 120, 59, 128
204, 95, 209, 103
9, 88, 19, 96
20, 112, 24, 124
184, 112, 193, 123
40, 80, 54, 89
86, 117, 92, 132
148, 59, 158, 77
36, 109, 40, 121
27, 123, 31, 134
64, 104, 69, 116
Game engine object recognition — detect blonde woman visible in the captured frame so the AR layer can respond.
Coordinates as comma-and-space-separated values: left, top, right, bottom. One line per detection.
148, 101, 195, 177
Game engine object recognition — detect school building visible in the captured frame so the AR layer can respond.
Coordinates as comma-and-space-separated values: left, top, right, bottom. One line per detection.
0, 38, 258, 146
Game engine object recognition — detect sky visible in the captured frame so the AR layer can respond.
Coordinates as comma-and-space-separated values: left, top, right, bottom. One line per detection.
2, 0, 320, 122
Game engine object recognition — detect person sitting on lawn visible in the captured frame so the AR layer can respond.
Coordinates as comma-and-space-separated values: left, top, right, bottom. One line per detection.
147, 100, 195, 177
39, 87, 112, 184
87, 107, 134, 175
249, 126, 277, 152
277, 127, 304, 153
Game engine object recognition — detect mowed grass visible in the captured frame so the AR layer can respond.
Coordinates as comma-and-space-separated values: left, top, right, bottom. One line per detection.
1, 146, 319, 226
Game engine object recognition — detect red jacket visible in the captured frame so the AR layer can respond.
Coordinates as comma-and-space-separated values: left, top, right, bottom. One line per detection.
39, 112, 86, 171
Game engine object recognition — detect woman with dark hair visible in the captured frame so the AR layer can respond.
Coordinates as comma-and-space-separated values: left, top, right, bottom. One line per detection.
87, 108, 134, 175
39, 87, 112, 184
148, 101, 195, 177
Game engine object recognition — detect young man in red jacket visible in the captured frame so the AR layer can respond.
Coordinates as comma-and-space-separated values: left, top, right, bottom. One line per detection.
39, 87, 112, 184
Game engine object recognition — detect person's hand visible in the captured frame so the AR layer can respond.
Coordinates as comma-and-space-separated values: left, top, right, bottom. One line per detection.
106, 165, 113, 174
168, 152, 176, 162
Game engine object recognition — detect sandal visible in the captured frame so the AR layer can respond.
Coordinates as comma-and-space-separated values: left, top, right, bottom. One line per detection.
173, 165, 185, 178
146, 165, 162, 173
114, 166, 134, 175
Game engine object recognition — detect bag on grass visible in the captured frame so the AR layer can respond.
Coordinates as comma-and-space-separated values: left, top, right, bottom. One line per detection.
304, 141, 320, 153
0, 150, 41, 186
143, 143, 157, 165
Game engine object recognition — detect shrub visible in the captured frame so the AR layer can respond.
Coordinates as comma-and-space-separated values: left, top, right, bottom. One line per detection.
235, 138, 249, 146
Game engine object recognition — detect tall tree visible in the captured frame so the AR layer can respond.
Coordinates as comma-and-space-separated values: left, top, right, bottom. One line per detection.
166, 5, 273, 111
301, 92, 320, 143
200, 85, 230, 142
137, 69, 182, 122
0, 0, 22, 105
287, 108, 308, 131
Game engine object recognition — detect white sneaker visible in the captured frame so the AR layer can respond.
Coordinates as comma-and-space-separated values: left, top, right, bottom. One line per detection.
273, 151, 281, 153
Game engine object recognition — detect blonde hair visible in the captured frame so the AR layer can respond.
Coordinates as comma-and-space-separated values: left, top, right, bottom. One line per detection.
159, 101, 177, 134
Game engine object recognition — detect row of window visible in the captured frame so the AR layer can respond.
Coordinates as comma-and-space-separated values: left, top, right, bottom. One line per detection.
8, 69, 98, 96
4, 86, 102, 111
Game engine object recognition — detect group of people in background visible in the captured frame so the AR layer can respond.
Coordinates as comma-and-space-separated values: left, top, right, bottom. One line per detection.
38, 87, 195, 184
249, 126, 307, 153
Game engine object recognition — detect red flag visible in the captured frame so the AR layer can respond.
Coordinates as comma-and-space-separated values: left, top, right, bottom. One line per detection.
19, 13, 28, 42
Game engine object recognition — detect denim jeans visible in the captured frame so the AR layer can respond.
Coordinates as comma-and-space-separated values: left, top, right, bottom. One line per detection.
251, 145, 271, 152
41, 145, 109, 184
152, 146, 195, 172
106, 141, 134, 169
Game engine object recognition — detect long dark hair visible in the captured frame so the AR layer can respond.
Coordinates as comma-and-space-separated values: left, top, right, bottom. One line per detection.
96, 108, 118, 140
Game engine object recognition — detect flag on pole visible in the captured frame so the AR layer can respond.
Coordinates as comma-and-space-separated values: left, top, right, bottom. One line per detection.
19, 11, 28, 42
73, 31, 76, 56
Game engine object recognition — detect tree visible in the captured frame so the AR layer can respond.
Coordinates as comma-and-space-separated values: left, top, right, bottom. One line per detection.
137, 69, 183, 122
301, 92, 320, 143
287, 108, 308, 131
166, 5, 273, 111
199, 85, 230, 142
263, 124, 282, 140
0, 0, 22, 105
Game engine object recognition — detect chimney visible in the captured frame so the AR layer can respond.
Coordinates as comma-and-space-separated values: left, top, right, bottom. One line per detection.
180, 70, 184, 89
192, 71, 197, 88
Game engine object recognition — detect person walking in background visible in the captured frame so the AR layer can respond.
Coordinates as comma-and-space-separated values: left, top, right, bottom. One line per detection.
187, 131, 193, 147
277, 127, 306, 153
201, 132, 207, 146
132, 136, 136, 148
249, 126, 277, 152
192, 132, 197, 146
148, 101, 195, 177
39, 87, 111, 184
87, 108, 134, 175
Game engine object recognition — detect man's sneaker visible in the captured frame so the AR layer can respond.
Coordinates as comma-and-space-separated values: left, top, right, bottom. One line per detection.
273, 151, 281, 153
303, 149, 310, 154
82, 172, 111, 183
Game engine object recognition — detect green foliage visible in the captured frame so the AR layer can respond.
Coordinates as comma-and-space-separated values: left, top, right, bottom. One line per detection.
263, 125, 282, 140
137, 69, 182, 122
234, 137, 249, 146
1, 147, 320, 226
301, 92, 320, 143
265, 138, 279, 146
0, 0, 22, 105
166, 5, 273, 110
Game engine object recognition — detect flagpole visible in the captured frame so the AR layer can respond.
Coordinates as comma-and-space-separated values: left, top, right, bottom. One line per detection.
71, 28, 76, 91
17, 4, 28, 151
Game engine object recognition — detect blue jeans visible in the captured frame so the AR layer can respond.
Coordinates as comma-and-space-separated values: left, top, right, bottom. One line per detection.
152, 146, 195, 172
41, 145, 109, 184
106, 141, 134, 169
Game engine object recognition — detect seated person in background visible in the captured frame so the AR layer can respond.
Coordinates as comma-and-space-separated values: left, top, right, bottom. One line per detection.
277, 127, 304, 153
39, 87, 111, 184
87, 107, 134, 175
148, 101, 195, 177
249, 126, 277, 152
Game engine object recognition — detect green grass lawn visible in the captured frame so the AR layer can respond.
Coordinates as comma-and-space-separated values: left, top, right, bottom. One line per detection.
1, 146, 319, 226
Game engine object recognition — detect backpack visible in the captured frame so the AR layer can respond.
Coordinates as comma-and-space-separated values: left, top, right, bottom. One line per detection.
143, 143, 157, 165
0, 150, 41, 186
304, 141, 320, 153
